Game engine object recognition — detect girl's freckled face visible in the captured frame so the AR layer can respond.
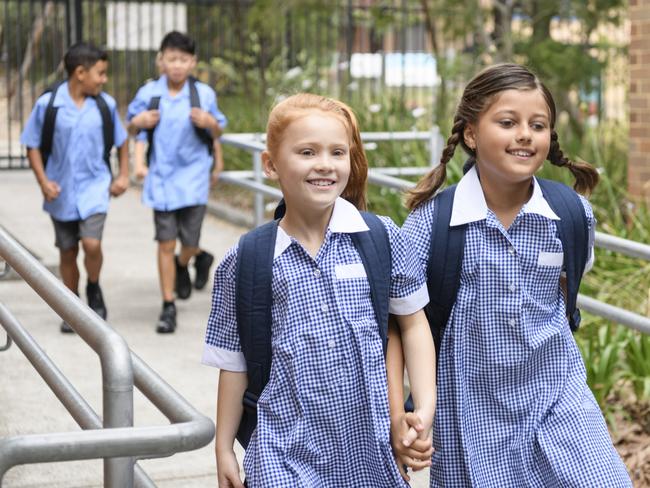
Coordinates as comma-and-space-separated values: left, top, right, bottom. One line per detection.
267, 113, 351, 212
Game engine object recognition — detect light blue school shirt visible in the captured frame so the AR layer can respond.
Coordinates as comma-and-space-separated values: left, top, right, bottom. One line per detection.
20, 82, 127, 222
402, 166, 631, 488
203, 197, 429, 487
127, 75, 227, 211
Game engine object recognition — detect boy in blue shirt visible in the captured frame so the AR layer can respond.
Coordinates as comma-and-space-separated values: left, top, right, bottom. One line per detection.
21, 42, 129, 333
127, 31, 227, 334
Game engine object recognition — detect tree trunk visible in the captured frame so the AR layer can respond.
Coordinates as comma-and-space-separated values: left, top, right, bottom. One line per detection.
9, 1, 55, 119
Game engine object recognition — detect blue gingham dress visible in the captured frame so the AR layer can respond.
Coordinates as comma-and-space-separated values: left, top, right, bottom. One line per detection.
402, 168, 631, 487
203, 199, 429, 487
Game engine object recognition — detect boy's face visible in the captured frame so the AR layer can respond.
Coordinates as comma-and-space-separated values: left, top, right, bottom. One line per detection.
76, 60, 108, 96
159, 48, 196, 85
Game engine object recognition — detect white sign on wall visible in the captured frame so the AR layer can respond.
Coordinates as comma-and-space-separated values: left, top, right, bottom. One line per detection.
106, 2, 187, 50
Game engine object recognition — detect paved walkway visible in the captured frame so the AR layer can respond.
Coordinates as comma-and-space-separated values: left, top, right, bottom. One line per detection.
0, 171, 428, 487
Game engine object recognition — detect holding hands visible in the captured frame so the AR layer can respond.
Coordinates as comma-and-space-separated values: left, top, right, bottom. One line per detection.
391, 410, 434, 482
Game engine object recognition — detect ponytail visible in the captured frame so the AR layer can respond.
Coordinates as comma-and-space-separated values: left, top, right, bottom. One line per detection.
406, 117, 467, 210
548, 131, 599, 195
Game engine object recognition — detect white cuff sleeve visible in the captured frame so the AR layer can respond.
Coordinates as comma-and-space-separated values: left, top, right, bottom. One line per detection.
202, 344, 247, 372
389, 283, 429, 316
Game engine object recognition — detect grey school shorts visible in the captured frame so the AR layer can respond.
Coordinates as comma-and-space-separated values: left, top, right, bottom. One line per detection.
153, 205, 206, 247
51, 213, 107, 250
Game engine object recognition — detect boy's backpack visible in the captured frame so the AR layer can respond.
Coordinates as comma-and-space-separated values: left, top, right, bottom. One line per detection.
234, 210, 392, 449
40, 81, 114, 172
426, 178, 589, 355
144, 76, 214, 165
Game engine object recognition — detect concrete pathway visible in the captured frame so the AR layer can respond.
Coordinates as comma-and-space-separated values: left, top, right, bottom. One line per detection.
0, 171, 428, 487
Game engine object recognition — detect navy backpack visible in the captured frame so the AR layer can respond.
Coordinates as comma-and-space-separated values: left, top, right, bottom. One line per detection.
39, 81, 114, 172
234, 206, 392, 449
144, 76, 213, 165
425, 178, 589, 355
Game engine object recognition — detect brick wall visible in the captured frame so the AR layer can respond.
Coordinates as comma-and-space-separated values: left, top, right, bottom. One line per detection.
629, 0, 650, 202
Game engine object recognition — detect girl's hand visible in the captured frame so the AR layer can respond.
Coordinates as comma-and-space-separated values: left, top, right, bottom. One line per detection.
390, 411, 433, 481
217, 449, 244, 488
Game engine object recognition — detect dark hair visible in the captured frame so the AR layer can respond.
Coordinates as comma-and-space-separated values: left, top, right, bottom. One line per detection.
64, 42, 108, 76
159, 31, 195, 55
406, 63, 599, 210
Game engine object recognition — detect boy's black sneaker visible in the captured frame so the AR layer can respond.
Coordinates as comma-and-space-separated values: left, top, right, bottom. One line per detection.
175, 256, 192, 299
194, 250, 214, 290
156, 303, 176, 333
86, 282, 107, 320
60, 320, 74, 333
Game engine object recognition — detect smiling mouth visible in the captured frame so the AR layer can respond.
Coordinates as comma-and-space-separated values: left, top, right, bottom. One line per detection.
307, 179, 336, 187
507, 149, 535, 158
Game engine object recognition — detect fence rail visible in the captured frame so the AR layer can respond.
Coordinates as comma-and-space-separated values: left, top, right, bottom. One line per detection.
0, 226, 215, 487
218, 131, 650, 336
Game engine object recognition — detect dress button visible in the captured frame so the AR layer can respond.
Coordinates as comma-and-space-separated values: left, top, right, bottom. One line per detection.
508, 318, 517, 327
320, 303, 329, 313
508, 246, 516, 255
314, 269, 321, 278
328, 339, 336, 349
508, 284, 516, 292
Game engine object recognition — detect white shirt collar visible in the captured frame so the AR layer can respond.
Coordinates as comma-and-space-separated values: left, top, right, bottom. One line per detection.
273, 197, 369, 258
449, 165, 559, 227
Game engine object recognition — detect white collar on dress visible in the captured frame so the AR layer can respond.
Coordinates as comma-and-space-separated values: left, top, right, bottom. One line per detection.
274, 197, 369, 258
449, 165, 560, 227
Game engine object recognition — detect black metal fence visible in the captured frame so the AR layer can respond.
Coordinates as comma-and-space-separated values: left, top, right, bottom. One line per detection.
1, 0, 444, 169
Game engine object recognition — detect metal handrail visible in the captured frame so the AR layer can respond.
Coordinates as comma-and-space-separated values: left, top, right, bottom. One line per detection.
0, 227, 215, 486
218, 132, 650, 336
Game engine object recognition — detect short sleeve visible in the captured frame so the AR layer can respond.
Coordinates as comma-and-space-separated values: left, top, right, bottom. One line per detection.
202, 245, 246, 371
578, 194, 596, 274
205, 87, 228, 128
401, 200, 435, 273
126, 85, 149, 122
379, 216, 429, 316
20, 94, 49, 149
107, 97, 128, 148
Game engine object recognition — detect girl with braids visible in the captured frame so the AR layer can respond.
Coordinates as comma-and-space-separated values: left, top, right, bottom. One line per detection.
389, 64, 631, 486
203, 93, 436, 487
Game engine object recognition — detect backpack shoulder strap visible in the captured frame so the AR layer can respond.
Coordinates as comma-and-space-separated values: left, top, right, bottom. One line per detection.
39, 81, 64, 168
234, 219, 278, 448
92, 93, 114, 174
144, 95, 161, 167
351, 212, 392, 355
188, 76, 214, 155
425, 185, 467, 353
537, 178, 589, 331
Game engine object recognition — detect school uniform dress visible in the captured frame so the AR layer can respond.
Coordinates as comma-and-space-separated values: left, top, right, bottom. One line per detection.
203, 197, 429, 487
402, 166, 631, 487
20, 82, 127, 221
126, 75, 227, 211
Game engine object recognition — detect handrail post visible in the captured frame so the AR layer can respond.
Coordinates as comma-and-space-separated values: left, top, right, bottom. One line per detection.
429, 125, 441, 167
0, 227, 135, 487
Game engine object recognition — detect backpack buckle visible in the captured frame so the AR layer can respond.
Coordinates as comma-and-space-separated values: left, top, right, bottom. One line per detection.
569, 309, 582, 332
242, 390, 259, 412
